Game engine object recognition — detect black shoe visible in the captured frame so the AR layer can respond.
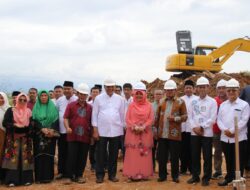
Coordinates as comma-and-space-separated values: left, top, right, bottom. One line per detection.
212, 172, 222, 179
109, 177, 119, 182
218, 180, 230, 186
40, 180, 52, 184
55, 173, 64, 180
157, 178, 166, 182
187, 177, 200, 184
96, 178, 104, 184
202, 180, 209, 186
173, 178, 179, 183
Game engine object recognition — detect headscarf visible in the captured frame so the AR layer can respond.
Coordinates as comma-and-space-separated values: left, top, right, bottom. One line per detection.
13, 93, 32, 128
126, 90, 153, 127
0, 92, 10, 129
32, 90, 59, 128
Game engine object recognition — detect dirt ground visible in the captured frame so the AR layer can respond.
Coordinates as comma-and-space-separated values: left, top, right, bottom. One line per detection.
0, 158, 249, 190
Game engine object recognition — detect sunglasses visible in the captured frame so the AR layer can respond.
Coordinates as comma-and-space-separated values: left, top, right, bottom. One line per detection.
19, 99, 27, 102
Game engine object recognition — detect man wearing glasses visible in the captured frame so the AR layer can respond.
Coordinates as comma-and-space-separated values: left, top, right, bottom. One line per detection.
217, 79, 250, 186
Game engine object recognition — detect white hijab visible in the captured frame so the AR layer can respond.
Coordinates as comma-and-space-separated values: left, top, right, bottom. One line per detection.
0, 92, 10, 130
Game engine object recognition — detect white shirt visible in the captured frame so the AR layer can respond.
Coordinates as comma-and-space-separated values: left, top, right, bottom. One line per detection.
92, 92, 125, 137
51, 98, 56, 105
88, 99, 94, 107
217, 98, 250, 143
124, 96, 133, 116
181, 94, 198, 132
56, 95, 78, 134
190, 95, 217, 137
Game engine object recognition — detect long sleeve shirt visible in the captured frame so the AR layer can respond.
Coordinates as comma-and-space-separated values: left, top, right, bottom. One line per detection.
56, 95, 78, 134
190, 95, 217, 137
91, 92, 125, 137
217, 98, 250, 143
181, 94, 198, 133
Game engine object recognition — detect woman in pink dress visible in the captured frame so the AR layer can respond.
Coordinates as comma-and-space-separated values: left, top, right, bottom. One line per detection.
123, 82, 154, 181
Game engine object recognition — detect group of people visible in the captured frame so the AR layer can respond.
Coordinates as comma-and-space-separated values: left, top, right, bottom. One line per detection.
0, 76, 249, 188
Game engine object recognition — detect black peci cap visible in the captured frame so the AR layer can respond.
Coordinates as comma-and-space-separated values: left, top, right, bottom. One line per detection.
12, 91, 21, 97
63, 81, 74, 87
184, 80, 195, 87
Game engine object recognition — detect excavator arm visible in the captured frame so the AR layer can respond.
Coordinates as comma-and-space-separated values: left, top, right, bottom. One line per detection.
208, 37, 250, 66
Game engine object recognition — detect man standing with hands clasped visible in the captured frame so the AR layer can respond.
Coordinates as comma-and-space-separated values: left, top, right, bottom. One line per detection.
156, 80, 187, 183
64, 83, 92, 184
187, 77, 217, 186
92, 78, 125, 183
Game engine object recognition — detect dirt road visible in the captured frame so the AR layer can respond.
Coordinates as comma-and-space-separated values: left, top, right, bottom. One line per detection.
0, 160, 249, 190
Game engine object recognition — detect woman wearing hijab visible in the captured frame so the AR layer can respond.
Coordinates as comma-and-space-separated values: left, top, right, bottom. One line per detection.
0, 92, 10, 184
1, 93, 33, 187
123, 82, 154, 181
32, 90, 59, 183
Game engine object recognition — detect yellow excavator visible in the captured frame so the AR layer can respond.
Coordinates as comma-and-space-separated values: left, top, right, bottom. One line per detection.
166, 31, 250, 73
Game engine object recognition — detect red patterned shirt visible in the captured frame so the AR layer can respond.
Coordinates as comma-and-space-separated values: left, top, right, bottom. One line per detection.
64, 101, 92, 143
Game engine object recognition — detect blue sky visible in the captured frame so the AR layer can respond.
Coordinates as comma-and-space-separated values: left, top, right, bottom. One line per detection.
0, 0, 250, 92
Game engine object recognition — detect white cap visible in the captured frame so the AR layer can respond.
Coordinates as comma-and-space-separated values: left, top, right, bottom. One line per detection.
104, 78, 116, 86
226, 78, 240, 88
216, 79, 227, 88
196, 76, 209, 86
164, 80, 177, 90
77, 83, 89, 95
134, 82, 146, 91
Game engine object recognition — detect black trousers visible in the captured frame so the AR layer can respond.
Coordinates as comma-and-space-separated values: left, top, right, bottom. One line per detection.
95, 136, 120, 179
57, 134, 68, 176
67, 142, 89, 179
152, 139, 158, 171
120, 135, 125, 160
180, 132, 192, 173
158, 138, 181, 180
190, 136, 212, 181
89, 142, 96, 169
222, 140, 247, 182
246, 123, 250, 170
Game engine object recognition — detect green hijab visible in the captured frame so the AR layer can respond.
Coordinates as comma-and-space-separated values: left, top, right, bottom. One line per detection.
32, 90, 59, 128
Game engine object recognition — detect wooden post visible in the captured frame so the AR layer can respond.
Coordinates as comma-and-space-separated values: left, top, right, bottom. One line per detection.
234, 116, 240, 180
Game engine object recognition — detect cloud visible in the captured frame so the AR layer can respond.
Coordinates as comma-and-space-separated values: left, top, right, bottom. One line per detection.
0, 0, 250, 92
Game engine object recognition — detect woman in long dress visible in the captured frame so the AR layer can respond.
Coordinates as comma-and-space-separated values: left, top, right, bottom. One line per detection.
2, 93, 33, 187
123, 82, 154, 181
0, 92, 10, 183
32, 90, 59, 183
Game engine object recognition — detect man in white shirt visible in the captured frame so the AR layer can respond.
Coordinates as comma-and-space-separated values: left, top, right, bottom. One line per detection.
88, 86, 101, 171
51, 85, 63, 105
55, 81, 78, 179
217, 79, 250, 186
180, 80, 198, 175
187, 77, 217, 186
121, 83, 133, 159
92, 78, 125, 183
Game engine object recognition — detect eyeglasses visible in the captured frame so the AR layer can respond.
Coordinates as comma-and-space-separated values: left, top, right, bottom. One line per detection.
19, 99, 27, 102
